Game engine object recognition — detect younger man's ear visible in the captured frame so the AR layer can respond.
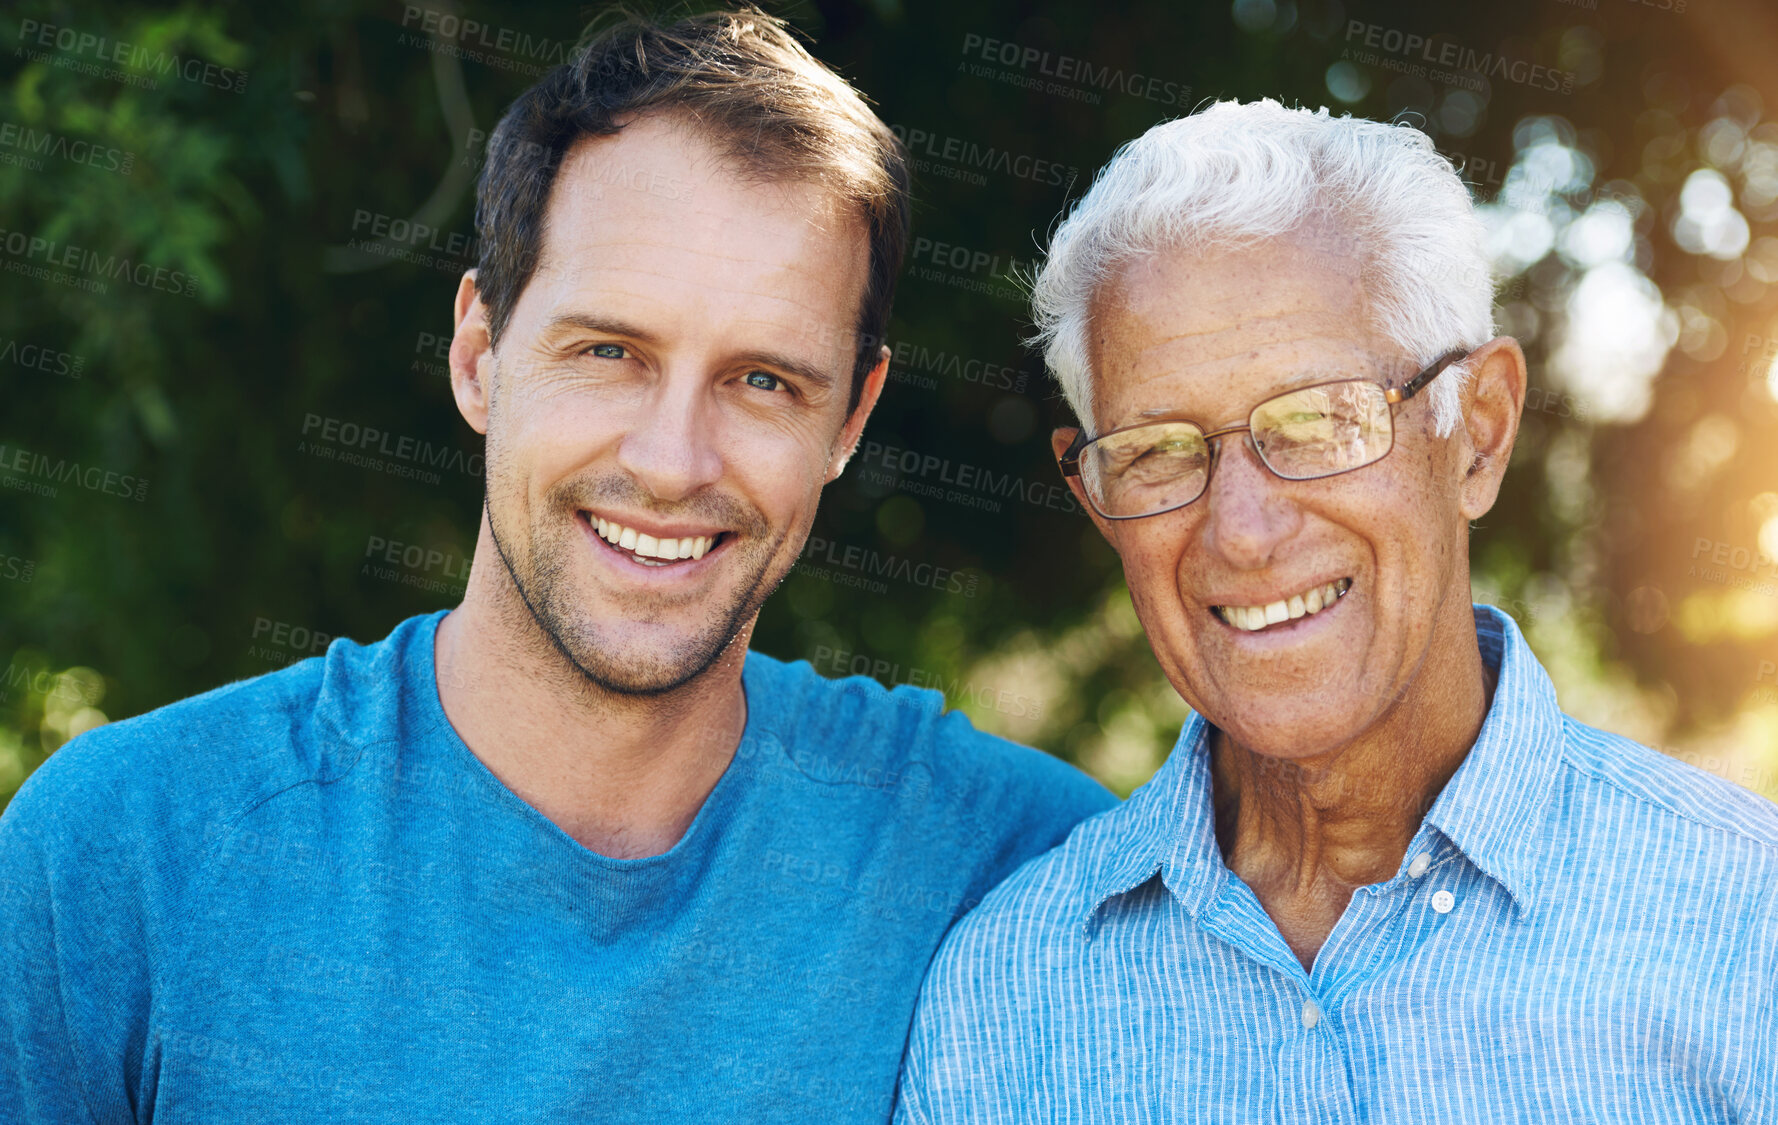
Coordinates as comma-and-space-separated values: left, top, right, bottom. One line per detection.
827, 345, 892, 482
450, 270, 493, 435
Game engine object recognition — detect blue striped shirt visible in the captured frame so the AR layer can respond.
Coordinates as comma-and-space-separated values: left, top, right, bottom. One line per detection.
896, 605, 1778, 1122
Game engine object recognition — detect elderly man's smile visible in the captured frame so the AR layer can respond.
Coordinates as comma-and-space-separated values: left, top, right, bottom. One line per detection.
1210, 576, 1352, 633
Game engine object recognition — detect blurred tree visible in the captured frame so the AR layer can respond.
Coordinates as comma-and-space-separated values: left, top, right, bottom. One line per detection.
3, 0, 1775, 808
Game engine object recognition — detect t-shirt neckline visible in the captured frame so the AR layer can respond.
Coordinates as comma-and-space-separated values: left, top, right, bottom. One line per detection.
405, 608, 764, 872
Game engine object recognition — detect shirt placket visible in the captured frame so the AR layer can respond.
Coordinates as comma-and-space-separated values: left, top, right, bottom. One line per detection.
1194, 884, 1363, 1125
1293, 829, 1462, 1123
1272, 990, 1357, 1125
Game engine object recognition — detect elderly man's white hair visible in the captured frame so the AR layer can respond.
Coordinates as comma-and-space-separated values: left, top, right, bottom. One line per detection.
1030, 98, 1495, 437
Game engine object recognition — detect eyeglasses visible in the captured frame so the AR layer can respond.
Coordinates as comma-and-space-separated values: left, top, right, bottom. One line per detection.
1059, 349, 1471, 520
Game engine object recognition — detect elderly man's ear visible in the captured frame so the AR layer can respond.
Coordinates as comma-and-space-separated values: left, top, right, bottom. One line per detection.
1051, 426, 1122, 551
1455, 335, 1529, 521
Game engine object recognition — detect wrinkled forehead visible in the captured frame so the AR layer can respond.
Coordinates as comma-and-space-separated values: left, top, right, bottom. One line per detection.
1085, 231, 1402, 430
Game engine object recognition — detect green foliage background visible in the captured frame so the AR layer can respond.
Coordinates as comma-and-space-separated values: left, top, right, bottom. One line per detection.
5, 0, 1777, 806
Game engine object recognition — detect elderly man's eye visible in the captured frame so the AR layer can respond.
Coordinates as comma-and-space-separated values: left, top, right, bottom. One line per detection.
742, 371, 784, 393
587, 343, 627, 359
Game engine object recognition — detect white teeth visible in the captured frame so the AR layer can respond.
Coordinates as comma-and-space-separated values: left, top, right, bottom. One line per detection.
592, 517, 719, 564
1216, 578, 1350, 632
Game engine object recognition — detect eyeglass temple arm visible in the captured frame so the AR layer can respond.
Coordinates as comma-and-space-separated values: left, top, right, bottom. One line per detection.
1057, 428, 1087, 477
1384, 349, 1469, 405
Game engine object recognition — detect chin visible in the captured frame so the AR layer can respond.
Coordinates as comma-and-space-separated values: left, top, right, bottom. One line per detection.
1217, 719, 1323, 760
1208, 689, 1376, 758
569, 642, 726, 696
544, 610, 739, 696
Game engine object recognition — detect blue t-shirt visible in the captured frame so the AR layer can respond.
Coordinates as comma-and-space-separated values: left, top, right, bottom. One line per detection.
0, 610, 1115, 1123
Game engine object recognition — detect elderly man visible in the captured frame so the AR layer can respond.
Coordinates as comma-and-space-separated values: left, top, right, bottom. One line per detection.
895, 99, 1778, 1121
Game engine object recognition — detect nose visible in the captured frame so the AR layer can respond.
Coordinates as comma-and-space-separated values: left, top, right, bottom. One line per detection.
614, 372, 725, 503
1197, 433, 1301, 571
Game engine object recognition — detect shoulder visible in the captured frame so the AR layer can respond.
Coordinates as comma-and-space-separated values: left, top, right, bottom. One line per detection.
927, 798, 1131, 974
900, 801, 1134, 1111
743, 650, 1116, 823
913, 797, 1142, 1055
1549, 718, 1778, 1003
1, 615, 431, 856
1557, 715, 1778, 857
5, 662, 320, 851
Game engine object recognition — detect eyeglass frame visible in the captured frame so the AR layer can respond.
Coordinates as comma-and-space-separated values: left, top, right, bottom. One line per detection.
1057, 347, 1475, 521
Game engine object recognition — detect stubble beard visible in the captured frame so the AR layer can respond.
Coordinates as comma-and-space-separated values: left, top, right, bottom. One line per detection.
481, 439, 793, 698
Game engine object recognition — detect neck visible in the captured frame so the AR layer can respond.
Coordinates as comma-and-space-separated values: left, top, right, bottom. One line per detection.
1210, 601, 1496, 967
433, 514, 750, 860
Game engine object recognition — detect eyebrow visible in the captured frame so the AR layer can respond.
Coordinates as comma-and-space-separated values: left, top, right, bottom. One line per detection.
540, 312, 837, 390
1133, 365, 1377, 420
541, 312, 659, 343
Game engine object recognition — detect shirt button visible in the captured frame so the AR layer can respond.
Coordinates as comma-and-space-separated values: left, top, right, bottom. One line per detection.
1301, 999, 1321, 1029
1407, 853, 1431, 878
1431, 889, 1456, 914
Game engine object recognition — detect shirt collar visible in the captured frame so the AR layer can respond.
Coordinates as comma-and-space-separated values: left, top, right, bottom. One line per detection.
1082, 604, 1565, 933
1079, 713, 1219, 935
1421, 604, 1566, 918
